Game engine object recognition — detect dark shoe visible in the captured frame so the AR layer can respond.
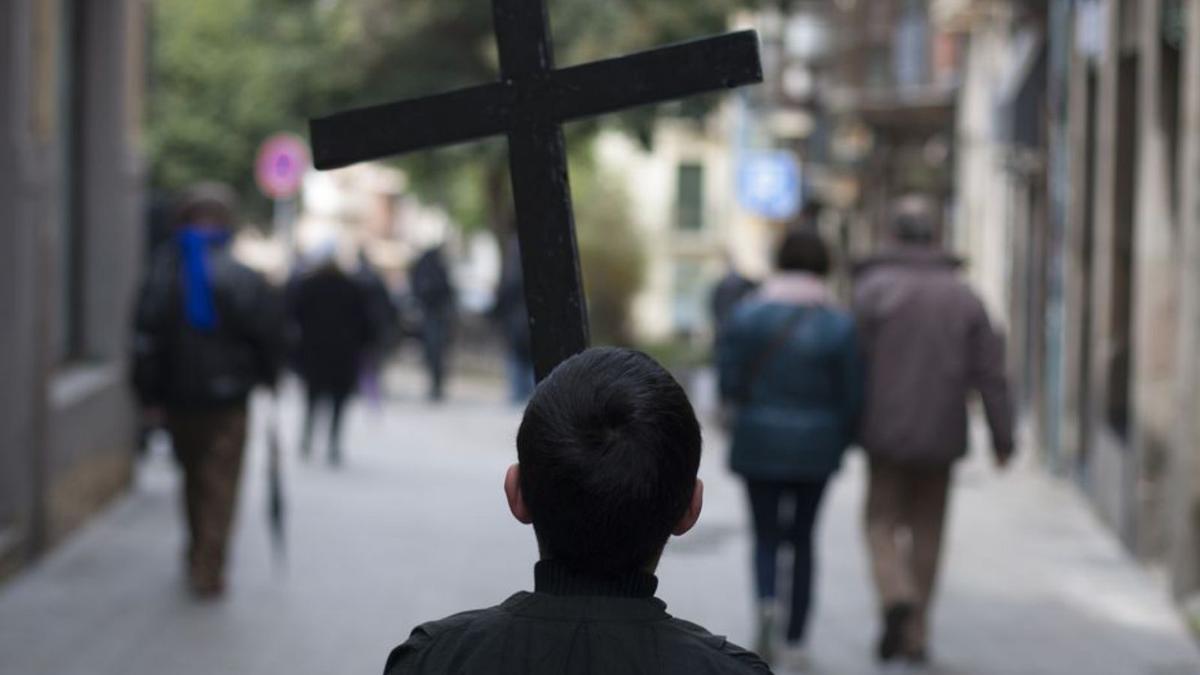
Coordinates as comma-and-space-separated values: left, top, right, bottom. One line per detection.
877, 603, 914, 662
187, 567, 225, 600
904, 647, 929, 666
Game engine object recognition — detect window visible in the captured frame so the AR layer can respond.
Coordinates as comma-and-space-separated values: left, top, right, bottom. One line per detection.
893, 0, 930, 88
54, 0, 87, 362
676, 163, 704, 231
671, 260, 705, 336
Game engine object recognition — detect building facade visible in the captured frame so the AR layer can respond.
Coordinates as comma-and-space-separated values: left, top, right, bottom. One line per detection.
948, 0, 1200, 600
595, 114, 774, 344
0, 0, 146, 574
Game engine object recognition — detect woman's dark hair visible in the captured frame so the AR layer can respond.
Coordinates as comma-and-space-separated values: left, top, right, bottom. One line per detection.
516, 348, 702, 576
775, 229, 830, 276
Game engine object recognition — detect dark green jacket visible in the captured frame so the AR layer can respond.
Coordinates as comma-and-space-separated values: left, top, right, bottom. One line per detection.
384, 562, 771, 675
718, 300, 863, 481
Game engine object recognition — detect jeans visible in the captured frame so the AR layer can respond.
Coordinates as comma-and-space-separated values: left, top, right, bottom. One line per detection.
745, 478, 829, 643
421, 313, 449, 401
302, 386, 349, 463
505, 349, 535, 403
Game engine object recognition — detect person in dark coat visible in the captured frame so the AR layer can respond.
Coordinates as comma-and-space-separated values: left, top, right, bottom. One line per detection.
718, 230, 863, 669
491, 240, 534, 403
853, 195, 1014, 665
131, 183, 284, 598
288, 247, 375, 465
710, 256, 758, 341
354, 249, 400, 406
409, 245, 455, 402
383, 348, 772, 675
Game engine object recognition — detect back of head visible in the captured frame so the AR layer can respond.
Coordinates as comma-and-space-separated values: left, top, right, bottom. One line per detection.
304, 233, 343, 274
889, 194, 940, 246
173, 182, 238, 230
775, 229, 831, 276
516, 348, 702, 576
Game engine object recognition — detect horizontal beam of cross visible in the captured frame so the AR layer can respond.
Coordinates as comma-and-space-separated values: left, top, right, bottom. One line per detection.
310, 30, 761, 170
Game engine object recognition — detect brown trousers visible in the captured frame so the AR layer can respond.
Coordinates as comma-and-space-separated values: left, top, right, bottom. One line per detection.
865, 458, 952, 651
167, 406, 248, 590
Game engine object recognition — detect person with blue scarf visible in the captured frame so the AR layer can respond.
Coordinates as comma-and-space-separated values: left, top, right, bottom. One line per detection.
131, 183, 284, 599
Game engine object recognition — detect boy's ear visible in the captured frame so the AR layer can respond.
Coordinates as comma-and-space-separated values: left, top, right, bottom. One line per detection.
672, 479, 704, 536
505, 463, 533, 525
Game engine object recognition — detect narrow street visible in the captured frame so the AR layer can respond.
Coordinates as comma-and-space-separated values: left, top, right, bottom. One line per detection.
1, 369, 1198, 675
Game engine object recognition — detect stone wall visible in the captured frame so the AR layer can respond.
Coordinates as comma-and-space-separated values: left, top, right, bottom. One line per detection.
0, 0, 145, 572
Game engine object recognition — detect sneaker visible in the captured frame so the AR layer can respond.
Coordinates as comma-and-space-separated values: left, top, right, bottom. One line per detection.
776, 642, 811, 672
904, 647, 930, 666
754, 602, 778, 665
187, 568, 225, 600
877, 603, 914, 662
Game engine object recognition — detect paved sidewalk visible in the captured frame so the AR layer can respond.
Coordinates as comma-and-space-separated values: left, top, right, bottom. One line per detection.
1, 374, 1198, 675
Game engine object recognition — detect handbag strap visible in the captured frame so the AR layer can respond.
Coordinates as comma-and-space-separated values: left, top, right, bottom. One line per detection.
737, 308, 807, 405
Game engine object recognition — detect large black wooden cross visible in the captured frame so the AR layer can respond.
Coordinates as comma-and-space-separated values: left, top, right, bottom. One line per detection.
310, 0, 761, 380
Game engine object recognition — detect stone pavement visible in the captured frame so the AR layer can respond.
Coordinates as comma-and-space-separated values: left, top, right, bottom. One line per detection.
1, 371, 1199, 675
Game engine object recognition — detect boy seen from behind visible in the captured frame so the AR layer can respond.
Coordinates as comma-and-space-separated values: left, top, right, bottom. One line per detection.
384, 348, 771, 675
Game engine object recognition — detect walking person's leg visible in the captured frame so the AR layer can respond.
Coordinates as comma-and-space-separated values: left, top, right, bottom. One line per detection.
505, 346, 535, 403
328, 389, 349, 466
745, 480, 784, 662
784, 479, 829, 647
167, 412, 205, 587
422, 315, 446, 401
192, 406, 248, 597
866, 458, 918, 661
301, 383, 319, 458
903, 465, 952, 661
431, 313, 448, 400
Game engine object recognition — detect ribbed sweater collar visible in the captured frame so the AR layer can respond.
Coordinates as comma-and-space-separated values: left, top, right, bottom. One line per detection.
533, 560, 659, 599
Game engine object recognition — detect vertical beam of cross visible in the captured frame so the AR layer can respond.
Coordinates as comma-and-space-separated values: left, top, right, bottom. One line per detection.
494, 0, 589, 381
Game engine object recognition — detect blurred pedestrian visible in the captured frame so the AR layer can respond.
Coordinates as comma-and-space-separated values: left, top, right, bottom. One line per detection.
854, 195, 1014, 665
718, 230, 863, 669
491, 240, 534, 403
409, 245, 456, 402
710, 253, 758, 343
354, 248, 400, 407
130, 183, 283, 598
288, 242, 375, 466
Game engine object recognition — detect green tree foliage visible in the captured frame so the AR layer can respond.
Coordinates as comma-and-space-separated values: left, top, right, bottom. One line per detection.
571, 162, 646, 347
147, 0, 756, 219
146, 0, 332, 214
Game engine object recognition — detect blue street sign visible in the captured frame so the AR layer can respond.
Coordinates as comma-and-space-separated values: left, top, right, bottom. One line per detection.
737, 151, 802, 220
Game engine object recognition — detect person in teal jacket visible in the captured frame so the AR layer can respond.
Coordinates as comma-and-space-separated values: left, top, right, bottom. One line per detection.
718, 229, 864, 669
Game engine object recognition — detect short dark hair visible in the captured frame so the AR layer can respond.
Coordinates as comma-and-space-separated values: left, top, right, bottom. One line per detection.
890, 194, 939, 244
173, 182, 238, 229
775, 229, 830, 276
516, 348, 702, 575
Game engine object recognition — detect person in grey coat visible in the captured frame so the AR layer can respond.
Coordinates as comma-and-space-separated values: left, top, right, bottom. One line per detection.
853, 195, 1015, 665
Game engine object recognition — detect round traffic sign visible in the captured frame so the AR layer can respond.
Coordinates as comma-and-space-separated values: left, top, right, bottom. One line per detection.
737, 151, 802, 221
256, 133, 310, 200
